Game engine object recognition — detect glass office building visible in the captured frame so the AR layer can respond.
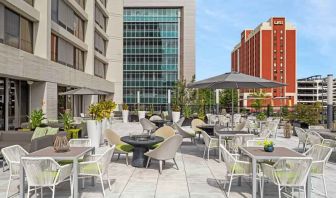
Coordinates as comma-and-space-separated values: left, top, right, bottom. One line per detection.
123, 8, 180, 108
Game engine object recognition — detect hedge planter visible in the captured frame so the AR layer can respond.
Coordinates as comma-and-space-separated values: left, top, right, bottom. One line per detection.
138, 111, 146, 121
122, 110, 129, 123
87, 120, 100, 148
172, 111, 181, 123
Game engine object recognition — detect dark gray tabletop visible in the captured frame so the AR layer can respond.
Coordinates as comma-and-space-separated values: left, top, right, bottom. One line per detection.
121, 136, 164, 147
27, 146, 94, 160
197, 124, 215, 129
240, 147, 305, 160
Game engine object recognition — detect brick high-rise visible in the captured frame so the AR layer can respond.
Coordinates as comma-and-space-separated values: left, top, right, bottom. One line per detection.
231, 17, 296, 108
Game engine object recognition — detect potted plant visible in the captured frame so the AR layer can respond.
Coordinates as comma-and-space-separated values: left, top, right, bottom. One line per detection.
99, 100, 116, 144
183, 105, 193, 126
261, 139, 274, 152
60, 112, 80, 139
172, 104, 181, 123
122, 104, 129, 123
138, 105, 146, 121
88, 103, 103, 148
28, 109, 46, 130
256, 112, 266, 121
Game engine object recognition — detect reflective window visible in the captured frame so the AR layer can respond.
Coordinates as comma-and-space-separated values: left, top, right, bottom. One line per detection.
94, 59, 106, 78
95, 6, 106, 30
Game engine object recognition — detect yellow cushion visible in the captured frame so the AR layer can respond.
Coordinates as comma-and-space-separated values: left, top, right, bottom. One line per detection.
116, 144, 133, 153
31, 127, 47, 140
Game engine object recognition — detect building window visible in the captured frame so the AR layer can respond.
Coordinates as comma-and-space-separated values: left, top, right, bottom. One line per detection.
51, 34, 58, 61
274, 63, 277, 67
74, 48, 84, 71
94, 32, 105, 55
74, 14, 84, 41
94, 59, 106, 78
95, 6, 106, 30
3, 8, 33, 53
20, 17, 33, 53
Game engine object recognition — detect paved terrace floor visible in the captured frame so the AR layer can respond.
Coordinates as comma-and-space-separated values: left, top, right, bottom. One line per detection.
1, 122, 336, 198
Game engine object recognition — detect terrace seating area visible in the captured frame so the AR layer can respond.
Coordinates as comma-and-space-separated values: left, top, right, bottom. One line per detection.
0, 114, 336, 198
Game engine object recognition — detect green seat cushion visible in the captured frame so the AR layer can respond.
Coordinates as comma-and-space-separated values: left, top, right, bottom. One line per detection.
151, 143, 161, 149
46, 127, 59, 136
57, 159, 84, 166
116, 144, 133, 153
79, 163, 102, 175
31, 127, 48, 140
274, 171, 297, 183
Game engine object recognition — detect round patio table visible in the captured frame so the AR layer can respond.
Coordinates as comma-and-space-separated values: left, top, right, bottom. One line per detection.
151, 120, 169, 128
121, 135, 164, 167
197, 124, 215, 136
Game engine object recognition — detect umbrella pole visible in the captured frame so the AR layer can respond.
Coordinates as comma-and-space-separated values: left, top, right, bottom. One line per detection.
231, 89, 234, 130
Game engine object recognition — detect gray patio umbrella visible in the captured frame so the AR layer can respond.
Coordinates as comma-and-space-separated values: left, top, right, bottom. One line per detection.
187, 72, 287, 128
59, 87, 108, 96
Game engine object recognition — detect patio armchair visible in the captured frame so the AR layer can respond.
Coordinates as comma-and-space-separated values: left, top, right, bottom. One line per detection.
152, 126, 175, 149
233, 120, 246, 131
2, 145, 28, 198
140, 118, 158, 133
69, 139, 91, 147
306, 131, 324, 148
104, 129, 133, 165
78, 146, 115, 197
21, 157, 73, 198
174, 124, 196, 143
175, 117, 185, 127
145, 135, 183, 174
295, 127, 308, 151
304, 144, 332, 197
191, 118, 206, 140
261, 157, 313, 198
321, 139, 336, 150
201, 131, 224, 160
226, 135, 255, 153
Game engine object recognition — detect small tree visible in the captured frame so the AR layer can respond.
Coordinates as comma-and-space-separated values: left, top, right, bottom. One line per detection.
28, 109, 46, 130
251, 91, 266, 112
219, 89, 238, 112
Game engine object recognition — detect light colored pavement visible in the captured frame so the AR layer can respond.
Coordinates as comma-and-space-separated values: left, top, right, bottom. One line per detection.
1, 121, 336, 198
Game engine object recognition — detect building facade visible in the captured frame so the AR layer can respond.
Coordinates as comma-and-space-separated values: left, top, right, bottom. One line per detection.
297, 75, 336, 106
231, 17, 296, 108
0, 0, 123, 130
122, 0, 195, 109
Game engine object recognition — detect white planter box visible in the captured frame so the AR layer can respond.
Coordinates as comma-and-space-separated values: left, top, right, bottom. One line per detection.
87, 120, 100, 148
122, 110, 129, 123
138, 111, 146, 120
172, 111, 181, 123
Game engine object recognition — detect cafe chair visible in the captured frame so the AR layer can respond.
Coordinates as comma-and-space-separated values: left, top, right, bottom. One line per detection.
191, 118, 206, 140
174, 124, 196, 144
304, 144, 332, 197
104, 129, 133, 165
246, 139, 266, 147
21, 157, 73, 198
295, 127, 308, 151
2, 145, 28, 198
233, 120, 246, 131
175, 117, 185, 126
261, 157, 312, 198
306, 131, 324, 149
201, 131, 221, 160
78, 146, 115, 197
69, 139, 92, 147
219, 144, 262, 197
140, 118, 158, 133
145, 135, 183, 174
149, 115, 162, 121
152, 126, 176, 149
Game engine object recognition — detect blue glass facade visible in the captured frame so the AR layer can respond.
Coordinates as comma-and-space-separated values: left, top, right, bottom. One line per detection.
123, 8, 180, 106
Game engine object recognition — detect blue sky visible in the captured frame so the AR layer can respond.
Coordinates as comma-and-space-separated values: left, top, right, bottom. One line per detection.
196, 0, 336, 80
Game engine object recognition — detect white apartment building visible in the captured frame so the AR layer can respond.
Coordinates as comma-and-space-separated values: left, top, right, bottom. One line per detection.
0, 0, 123, 130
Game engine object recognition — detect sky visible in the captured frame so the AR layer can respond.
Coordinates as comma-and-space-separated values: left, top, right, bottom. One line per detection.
196, 0, 336, 80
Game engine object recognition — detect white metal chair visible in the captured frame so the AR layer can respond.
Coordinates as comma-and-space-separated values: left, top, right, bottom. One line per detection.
174, 124, 196, 143
78, 146, 115, 197
145, 135, 183, 174
246, 139, 266, 147
2, 145, 28, 198
21, 157, 73, 198
304, 144, 332, 197
261, 157, 313, 198
201, 131, 223, 160
295, 127, 308, 151
306, 131, 324, 148
69, 139, 92, 147
140, 118, 158, 133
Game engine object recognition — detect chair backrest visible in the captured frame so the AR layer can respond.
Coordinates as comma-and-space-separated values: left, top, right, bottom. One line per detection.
272, 157, 312, 186
174, 124, 193, 138
295, 127, 307, 142
148, 135, 183, 160
69, 139, 91, 147
246, 139, 264, 147
233, 114, 241, 124
218, 115, 229, 126
21, 157, 60, 186
154, 126, 175, 139
208, 115, 218, 124
191, 119, 205, 132
234, 120, 246, 131
219, 144, 237, 174
201, 131, 211, 147
104, 129, 124, 145
305, 144, 332, 162
176, 117, 185, 127
322, 139, 336, 148
307, 131, 323, 145
97, 146, 115, 175
149, 115, 162, 121
2, 145, 28, 164
140, 118, 157, 131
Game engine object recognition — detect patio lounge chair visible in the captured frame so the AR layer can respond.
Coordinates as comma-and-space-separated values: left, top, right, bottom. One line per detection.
145, 135, 183, 174
78, 146, 115, 197
104, 129, 133, 165
174, 124, 196, 143
191, 118, 206, 140
304, 144, 333, 197
2, 145, 28, 198
261, 157, 312, 198
140, 118, 158, 133
152, 126, 176, 149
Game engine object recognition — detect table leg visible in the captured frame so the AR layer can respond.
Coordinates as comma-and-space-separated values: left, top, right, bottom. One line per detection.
306, 172, 311, 198
132, 146, 149, 167
218, 135, 222, 162
252, 158, 257, 198
73, 158, 78, 198
91, 148, 95, 186
19, 160, 24, 198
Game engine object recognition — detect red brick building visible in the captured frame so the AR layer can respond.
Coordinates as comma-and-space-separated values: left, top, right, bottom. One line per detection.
231, 17, 296, 108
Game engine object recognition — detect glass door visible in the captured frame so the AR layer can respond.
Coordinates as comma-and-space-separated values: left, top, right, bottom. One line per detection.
0, 78, 5, 130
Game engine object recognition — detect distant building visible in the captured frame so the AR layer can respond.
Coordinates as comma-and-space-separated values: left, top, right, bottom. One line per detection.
297, 75, 336, 106
231, 17, 296, 108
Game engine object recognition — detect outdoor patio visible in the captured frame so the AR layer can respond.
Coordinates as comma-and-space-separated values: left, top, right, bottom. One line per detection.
1, 122, 336, 198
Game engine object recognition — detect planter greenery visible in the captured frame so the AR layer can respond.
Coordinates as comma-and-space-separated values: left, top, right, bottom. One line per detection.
183, 105, 192, 119
259, 139, 274, 152
28, 109, 46, 130
256, 112, 266, 121
122, 104, 129, 110
251, 91, 266, 112
286, 103, 322, 126
172, 104, 180, 112
60, 112, 73, 131
89, 100, 117, 121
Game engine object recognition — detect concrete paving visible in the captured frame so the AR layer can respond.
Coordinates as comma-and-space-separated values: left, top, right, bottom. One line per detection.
1, 121, 336, 198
